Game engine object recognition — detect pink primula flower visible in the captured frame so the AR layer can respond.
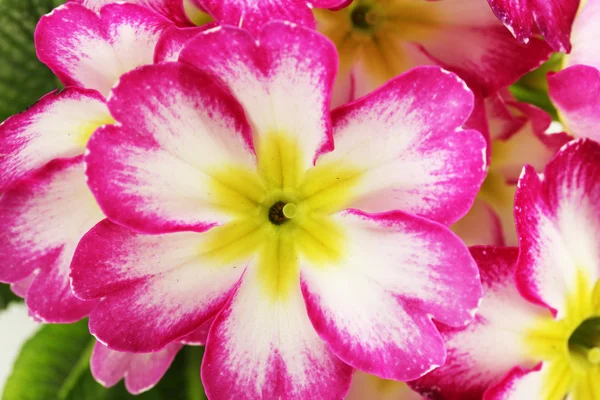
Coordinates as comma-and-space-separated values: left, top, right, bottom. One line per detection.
548, 0, 600, 143
314, 0, 552, 106
486, 0, 580, 52
453, 91, 570, 247
70, 23, 486, 399
413, 139, 600, 399
0, 3, 172, 322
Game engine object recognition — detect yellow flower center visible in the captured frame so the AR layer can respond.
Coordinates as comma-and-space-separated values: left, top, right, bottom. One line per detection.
198, 133, 362, 301
525, 273, 600, 399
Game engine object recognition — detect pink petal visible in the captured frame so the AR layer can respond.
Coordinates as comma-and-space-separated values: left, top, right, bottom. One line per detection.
91, 341, 183, 394
85, 63, 255, 234
515, 139, 600, 317
196, 0, 316, 36
71, 220, 244, 352
483, 363, 544, 400
73, 0, 192, 26
0, 88, 108, 192
179, 23, 336, 169
452, 198, 505, 247
0, 157, 100, 322
36, 3, 171, 96
202, 266, 352, 400
301, 209, 482, 381
154, 25, 210, 62
180, 318, 213, 346
411, 246, 545, 399
321, 66, 486, 225
487, 0, 579, 52
565, 0, 600, 69
548, 65, 600, 142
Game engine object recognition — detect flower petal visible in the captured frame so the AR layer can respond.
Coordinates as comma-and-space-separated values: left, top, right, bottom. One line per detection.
91, 341, 183, 394
565, 0, 600, 69
36, 3, 171, 96
515, 139, 600, 317
300, 209, 482, 381
180, 319, 213, 345
452, 198, 505, 247
71, 219, 244, 352
411, 246, 545, 399
548, 65, 600, 142
486, 0, 579, 52
154, 25, 209, 62
196, 0, 316, 36
318, 66, 486, 225
85, 62, 256, 234
0, 157, 100, 322
202, 264, 352, 400
0, 88, 109, 192
179, 23, 336, 171
483, 363, 545, 400
74, 0, 192, 26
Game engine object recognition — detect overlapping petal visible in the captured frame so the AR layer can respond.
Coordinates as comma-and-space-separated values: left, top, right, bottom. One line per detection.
0, 157, 101, 322
411, 247, 545, 399
36, 3, 171, 96
0, 88, 110, 192
301, 210, 482, 381
315, 66, 486, 225
515, 139, 600, 317
180, 23, 336, 173
85, 62, 255, 234
202, 263, 352, 400
486, 0, 579, 52
71, 220, 244, 351
91, 341, 183, 394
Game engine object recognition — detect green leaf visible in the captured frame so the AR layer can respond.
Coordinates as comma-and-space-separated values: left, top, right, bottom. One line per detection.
0, 283, 22, 310
0, 0, 65, 122
3, 319, 208, 400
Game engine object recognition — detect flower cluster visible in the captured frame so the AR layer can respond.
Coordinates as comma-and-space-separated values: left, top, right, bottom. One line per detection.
0, 0, 598, 399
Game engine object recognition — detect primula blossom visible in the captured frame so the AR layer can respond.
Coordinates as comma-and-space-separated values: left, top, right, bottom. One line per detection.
413, 139, 600, 399
548, 0, 600, 143
314, 0, 552, 106
70, 23, 486, 398
0, 2, 171, 322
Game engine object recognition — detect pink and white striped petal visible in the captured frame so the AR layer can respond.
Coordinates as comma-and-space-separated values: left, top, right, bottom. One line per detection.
195, 0, 316, 35
202, 264, 352, 400
411, 246, 545, 399
91, 341, 183, 394
515, 139, 600, 317
548, 65, 600, 142
320, 66, 486, 225
0, 88, 109, 192
0, 157, 101, 322
85, 63, 255, 234
72, 0, 192, 26
71, 220, 244, 352
180, 23, 336, 170
301, 209, 482, 381
36, 3, 171, 96
486, 0, 579, 52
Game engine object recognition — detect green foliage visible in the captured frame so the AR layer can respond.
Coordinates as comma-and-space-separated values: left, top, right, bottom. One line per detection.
2, 320, 207, 400
0, 283, 21, 311
0, 0, 65, 122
